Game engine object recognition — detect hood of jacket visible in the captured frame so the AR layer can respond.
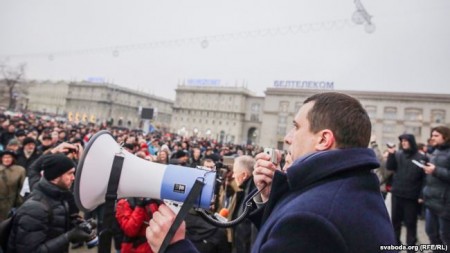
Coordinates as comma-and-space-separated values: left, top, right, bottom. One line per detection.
398, 133, 418, 155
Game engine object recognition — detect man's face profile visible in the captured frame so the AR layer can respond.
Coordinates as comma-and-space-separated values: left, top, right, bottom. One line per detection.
53, 168, 76, 190
284, 101, 321, 162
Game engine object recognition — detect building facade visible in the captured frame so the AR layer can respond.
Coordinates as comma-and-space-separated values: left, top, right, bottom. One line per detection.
25, 80, 173, 130
171, 85, 264, 144
261, 88, 450, 149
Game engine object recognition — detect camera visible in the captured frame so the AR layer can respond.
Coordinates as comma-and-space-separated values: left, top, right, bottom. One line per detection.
78, 219, 98, 249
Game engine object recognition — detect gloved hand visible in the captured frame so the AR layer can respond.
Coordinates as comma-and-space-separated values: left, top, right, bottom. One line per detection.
66, 225, 91, 243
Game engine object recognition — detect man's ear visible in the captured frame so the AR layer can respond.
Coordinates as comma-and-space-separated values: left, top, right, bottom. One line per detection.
315, 129, 336, 151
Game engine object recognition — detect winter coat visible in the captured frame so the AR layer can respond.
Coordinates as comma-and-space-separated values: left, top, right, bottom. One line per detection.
116, 198, 159, 253
7, 178, 73, 253
0, 164, 26, 221
164, 148, 397, 253
15, 150, 41, 171
423, 145, 450, 219
386, 134, 427, 200
230, 177, 257, 253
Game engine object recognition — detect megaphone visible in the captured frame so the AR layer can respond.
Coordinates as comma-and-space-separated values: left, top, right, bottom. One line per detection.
74, 130, 216, 212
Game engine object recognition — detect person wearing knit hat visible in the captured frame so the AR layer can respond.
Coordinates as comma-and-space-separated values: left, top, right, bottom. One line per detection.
43, 154, 76, 189
7, 153, 92, 252
16, 136, 41, 174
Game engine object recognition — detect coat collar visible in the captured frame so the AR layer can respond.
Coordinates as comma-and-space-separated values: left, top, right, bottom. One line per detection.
35, 177, 73, 200
260, 148, 379, 223
286, 148, 380, 192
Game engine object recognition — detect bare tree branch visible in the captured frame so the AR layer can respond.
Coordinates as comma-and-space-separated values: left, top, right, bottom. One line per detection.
0, 63, 26, 110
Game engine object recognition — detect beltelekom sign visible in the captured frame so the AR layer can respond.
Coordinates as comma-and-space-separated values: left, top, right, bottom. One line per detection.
273, 80, 334, 90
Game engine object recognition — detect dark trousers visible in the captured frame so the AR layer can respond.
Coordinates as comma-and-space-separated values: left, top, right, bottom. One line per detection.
391, 195, 420, 247
425, 208, 450, 252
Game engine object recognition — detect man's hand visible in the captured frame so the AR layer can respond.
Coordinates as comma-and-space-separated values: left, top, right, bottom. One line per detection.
146, 204, 185, 253
50, 142, 78, 155
66, 225, 91, 243
253, 151, 281, 202
423, 163, 436, 174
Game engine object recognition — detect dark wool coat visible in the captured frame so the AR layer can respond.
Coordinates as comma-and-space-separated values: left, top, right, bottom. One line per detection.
164, 148, 398, 253
423, 145, 450, 219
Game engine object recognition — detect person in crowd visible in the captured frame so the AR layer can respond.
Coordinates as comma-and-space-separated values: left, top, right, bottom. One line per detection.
155, 149, 169, 164
387, 133, 427, 249
0, 150, 26, 221
145, 92, 397, 253
14, 130, 27, 145
169, 150, 189, 166
16, 137, 41, 172
37, 134, 53, 153
189, 147, 203, 168
5, 139, 20, 153
228, 155, 257, 253
7, 154, 93, 253
370, 135, 393, 199
422, 126, 450, 249
27, 142, 82, 191
148, 139, 160, 156
0, 124, 16, 148
116, 198, 159, 253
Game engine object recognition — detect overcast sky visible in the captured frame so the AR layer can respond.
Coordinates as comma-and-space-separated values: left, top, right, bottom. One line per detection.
1, 0, 449, 100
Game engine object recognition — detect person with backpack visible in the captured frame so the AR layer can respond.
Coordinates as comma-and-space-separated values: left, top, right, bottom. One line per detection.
6, 154, 93, 253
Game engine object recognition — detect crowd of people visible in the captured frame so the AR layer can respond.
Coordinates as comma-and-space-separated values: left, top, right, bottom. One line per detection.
0, 92, 449, 253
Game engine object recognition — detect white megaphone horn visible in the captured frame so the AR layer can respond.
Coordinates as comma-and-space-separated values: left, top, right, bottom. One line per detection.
74, 130, 216, 212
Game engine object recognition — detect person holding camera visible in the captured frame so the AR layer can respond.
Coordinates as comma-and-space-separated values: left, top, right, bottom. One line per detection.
7, 154, 94, 253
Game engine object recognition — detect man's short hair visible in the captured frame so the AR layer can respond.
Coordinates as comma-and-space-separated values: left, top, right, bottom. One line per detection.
304, 92, 371, 148
234, 155, 255, 174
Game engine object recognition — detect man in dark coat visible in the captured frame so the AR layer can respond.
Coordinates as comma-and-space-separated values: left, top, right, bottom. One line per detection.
145, 92, 397, 253
15, 137, 41, 172
386, 133, 427, 248
423, 126, 450, 249
7, 154, 92, 253
229, 155, 256, 253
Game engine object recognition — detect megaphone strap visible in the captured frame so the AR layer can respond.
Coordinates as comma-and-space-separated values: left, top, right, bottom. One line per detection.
159, 179, 205, 253
99, 154, 125, 253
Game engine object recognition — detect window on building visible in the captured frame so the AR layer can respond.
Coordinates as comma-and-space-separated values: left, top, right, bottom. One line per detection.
404, 108, 423, 121
250, 114, 259, 121
279, 101, 289, 113
278, 116, 287, 124
277, 126, 286, 136
251, 103, 260, 113
365, 106, 377, 119
431, 110, 445, 124
382, 124, 396, 134
384, 107, 397, 120
404, 125, 422, 136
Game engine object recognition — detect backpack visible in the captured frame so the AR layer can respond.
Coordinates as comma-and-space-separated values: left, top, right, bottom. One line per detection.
0, 193, 53, 251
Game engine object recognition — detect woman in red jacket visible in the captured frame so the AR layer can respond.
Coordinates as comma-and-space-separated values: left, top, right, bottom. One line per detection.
116, 198, 159, 253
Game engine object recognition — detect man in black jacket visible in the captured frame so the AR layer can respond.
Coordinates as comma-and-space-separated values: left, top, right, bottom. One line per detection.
387, 133, 427, 249
422, 126, 450, 249
7, 154, 92, 253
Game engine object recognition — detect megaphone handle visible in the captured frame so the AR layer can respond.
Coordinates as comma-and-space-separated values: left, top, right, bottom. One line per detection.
159, 179, 205, 253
